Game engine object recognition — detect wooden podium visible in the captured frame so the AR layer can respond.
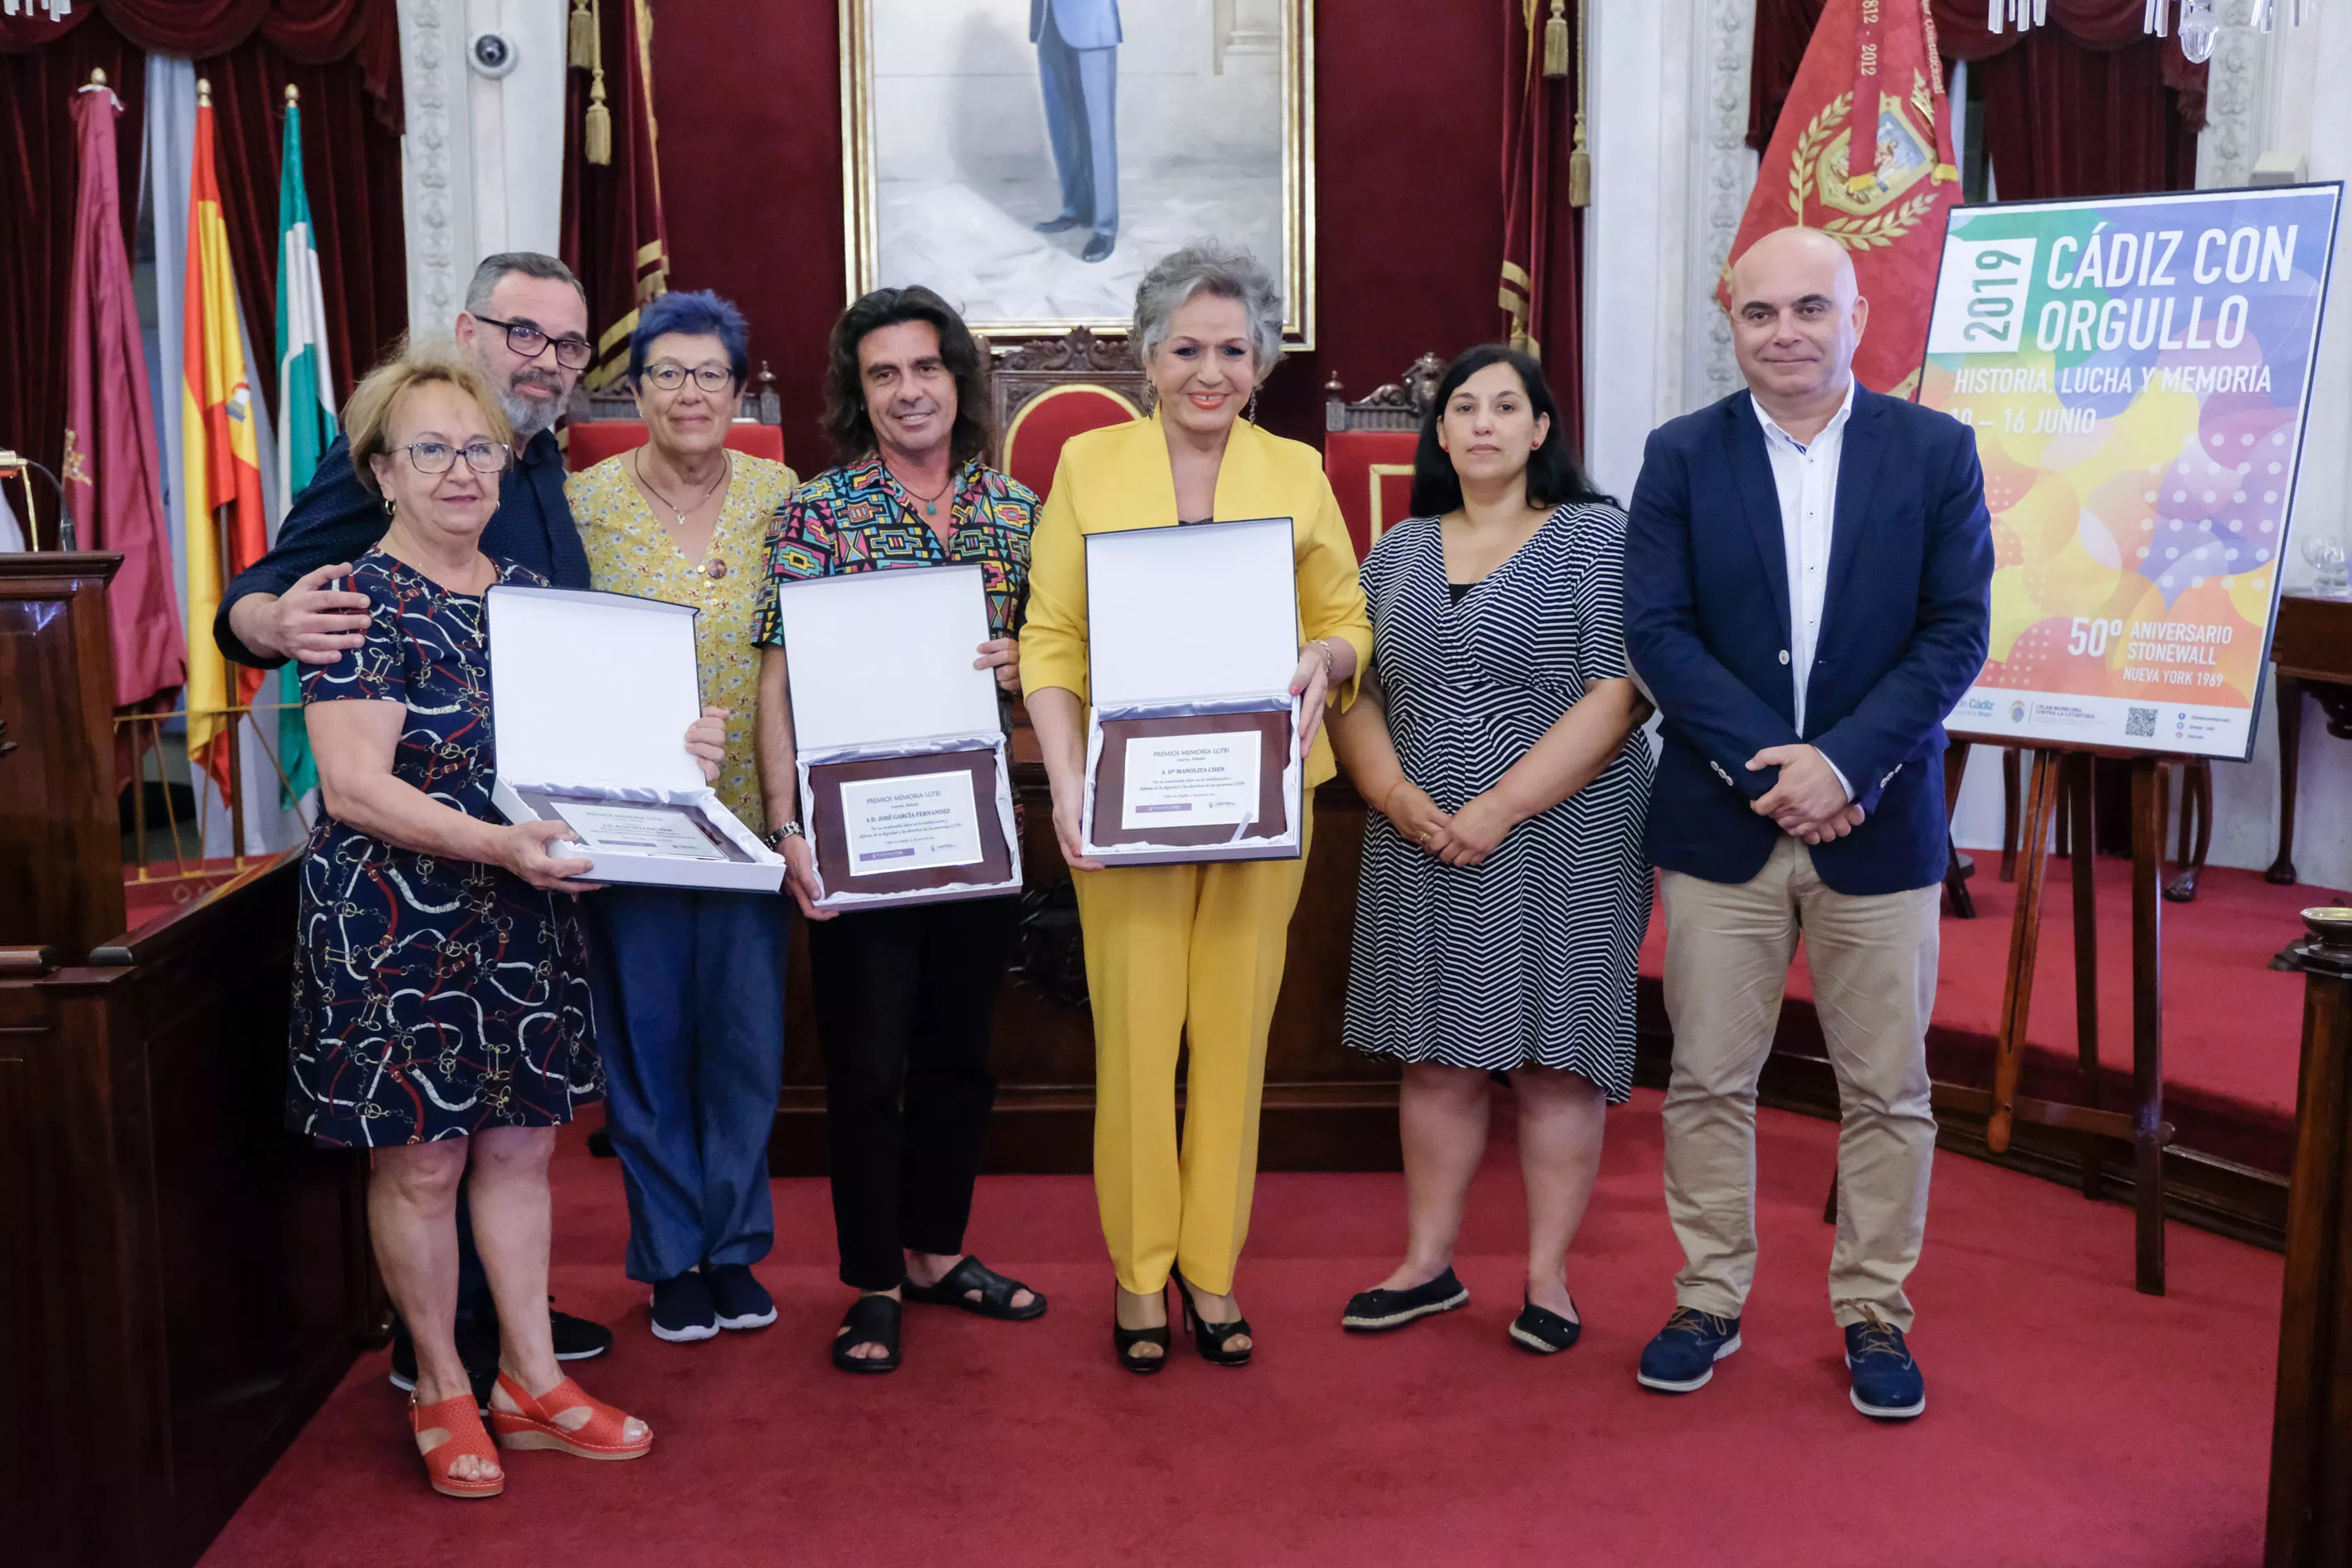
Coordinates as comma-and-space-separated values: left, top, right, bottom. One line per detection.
2267, 906, 2352, 1566
0, 553, 376, 1568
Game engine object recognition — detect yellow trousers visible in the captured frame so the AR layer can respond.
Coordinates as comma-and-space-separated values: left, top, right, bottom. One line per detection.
1072, 812, 1312, 1297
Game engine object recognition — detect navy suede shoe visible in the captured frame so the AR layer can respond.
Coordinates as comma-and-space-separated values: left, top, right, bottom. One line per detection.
1635, 1307, 1742, 1393
650, 1271, 719, 1343
707, 1264, 777, 1332
1844, 1310, 1926, 1419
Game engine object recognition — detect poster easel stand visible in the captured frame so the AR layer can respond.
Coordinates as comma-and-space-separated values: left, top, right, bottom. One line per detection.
1955, 737, 2179, 1296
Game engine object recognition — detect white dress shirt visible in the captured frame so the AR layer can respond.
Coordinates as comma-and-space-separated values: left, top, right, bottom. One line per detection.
1752, 381, 1856, 800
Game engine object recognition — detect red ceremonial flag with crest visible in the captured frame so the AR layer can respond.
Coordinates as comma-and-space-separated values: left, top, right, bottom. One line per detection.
1717, 0, 1960, 397
64, 75, 185, 711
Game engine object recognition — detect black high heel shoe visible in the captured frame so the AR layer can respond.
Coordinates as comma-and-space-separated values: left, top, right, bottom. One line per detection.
1112, 1285, 1171, 1376
1172, 1269, 1254, 1368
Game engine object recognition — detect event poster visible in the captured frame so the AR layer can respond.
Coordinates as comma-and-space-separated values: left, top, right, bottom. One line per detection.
1918, 184, 2340, 759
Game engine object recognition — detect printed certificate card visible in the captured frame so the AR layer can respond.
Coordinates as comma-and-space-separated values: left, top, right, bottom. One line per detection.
1121, 733, 1263, 830
806, 749, 1015, 898
547, 799, 730, 861
838, 770, 985, 874
1089, 710, 1293, 850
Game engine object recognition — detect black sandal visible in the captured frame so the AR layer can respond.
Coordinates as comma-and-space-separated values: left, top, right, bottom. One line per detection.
1508, 1292, 1582, 1355
900, 1255, 1048, 1322
1172, 1269, 1253, 1368
1113, 1285, 1171, 1376
830, 1293, 902, 1375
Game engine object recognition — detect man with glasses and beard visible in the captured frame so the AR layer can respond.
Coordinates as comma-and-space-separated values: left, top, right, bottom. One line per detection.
214, 250, 616, 1402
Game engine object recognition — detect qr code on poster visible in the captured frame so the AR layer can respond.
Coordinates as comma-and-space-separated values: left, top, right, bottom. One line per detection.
2125, 707, 2158, 738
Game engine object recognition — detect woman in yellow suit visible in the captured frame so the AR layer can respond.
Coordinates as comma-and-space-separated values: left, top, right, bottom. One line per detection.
1022, 242, 1371, 1373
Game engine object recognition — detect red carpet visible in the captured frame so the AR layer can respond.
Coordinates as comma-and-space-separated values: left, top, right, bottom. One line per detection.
203, 1093, 2280, 1568
1640, 857, 2332, 1171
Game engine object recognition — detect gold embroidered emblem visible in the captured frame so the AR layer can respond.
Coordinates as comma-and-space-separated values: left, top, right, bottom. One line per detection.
1786, 72, 1943, 251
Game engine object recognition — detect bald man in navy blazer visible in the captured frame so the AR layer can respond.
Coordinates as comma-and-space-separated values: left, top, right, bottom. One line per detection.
1622, 227, 1992, 1423
1030, 0, 1121, 262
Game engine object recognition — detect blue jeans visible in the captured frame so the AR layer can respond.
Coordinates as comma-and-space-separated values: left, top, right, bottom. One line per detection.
586, 886, 789, 1284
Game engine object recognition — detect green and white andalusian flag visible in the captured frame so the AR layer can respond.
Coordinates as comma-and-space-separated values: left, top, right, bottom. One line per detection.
274, 95, 334, 802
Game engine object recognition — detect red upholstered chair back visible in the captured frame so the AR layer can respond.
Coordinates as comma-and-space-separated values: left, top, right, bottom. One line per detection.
1323, 431, 1419, 560
1322, 354, 1444, 559
564, 420, 786, 472
987, 328, 1152, 501
1001, 383, 1142, 498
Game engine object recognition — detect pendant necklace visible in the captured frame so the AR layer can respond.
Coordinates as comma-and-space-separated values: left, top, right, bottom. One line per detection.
897, 467, 954, 519
636, 450, 732, 577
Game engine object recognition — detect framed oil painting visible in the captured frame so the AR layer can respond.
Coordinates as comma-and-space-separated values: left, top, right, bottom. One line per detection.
840, 0, 1316, 345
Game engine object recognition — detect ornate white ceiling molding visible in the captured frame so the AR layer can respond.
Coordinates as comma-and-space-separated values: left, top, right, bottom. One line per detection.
2198, 1, 2271, 188
1687, 0, 1758, 409
399, 0, 470, 338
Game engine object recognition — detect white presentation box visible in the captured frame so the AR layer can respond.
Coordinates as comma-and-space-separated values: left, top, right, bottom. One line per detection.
1081, 517, 1304, 867
484, 586, 786, 894
774, 563, 1022, 910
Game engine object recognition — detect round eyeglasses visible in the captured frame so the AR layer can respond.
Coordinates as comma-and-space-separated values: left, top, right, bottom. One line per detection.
472, 313, 594, 371
400, 440, 512, 475
640, 363, 737, 393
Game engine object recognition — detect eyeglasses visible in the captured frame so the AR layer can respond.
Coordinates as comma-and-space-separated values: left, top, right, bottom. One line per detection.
399, 440, 512, 475
640, 363, 737, 393
473, 313, 594, 371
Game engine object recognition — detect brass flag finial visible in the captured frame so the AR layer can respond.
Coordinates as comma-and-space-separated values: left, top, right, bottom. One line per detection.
89, 67, 107, 88
285, 83, 300, 105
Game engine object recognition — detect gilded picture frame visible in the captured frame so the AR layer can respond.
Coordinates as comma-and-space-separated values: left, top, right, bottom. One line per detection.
839, 0, 1317, 347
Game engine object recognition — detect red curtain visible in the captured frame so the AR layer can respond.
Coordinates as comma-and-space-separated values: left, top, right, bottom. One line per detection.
0, 0, 403, 515
562, 0, 671, 392
198, 45, 408, 410
0, 16, 148, 514
1496, 2, 1587, 455
1751, 0, 2205, 197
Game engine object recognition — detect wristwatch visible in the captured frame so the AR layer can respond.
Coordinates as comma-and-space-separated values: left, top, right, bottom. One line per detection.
762, 821, 803, 850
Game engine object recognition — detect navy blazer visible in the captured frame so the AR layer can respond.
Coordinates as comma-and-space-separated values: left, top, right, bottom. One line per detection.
213, 427, 590, 669
1031, 0, 1121, 49
1623, 386, 1993, 897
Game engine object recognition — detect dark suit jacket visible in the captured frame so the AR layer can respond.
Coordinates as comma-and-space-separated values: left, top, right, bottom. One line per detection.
212, 427, 590, 669
1031, 0, 1122, 49
1623, 386, 1993, 897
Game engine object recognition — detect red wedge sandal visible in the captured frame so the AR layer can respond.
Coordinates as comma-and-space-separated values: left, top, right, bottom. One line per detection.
489, 1370, 653, 1461
411, 1391, 504, 1499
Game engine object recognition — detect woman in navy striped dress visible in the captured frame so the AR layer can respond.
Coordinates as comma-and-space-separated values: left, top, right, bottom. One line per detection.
1329, 345, 1653, 1354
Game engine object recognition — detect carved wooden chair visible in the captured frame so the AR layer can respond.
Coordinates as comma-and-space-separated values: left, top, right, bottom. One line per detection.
986, 327, 1148, 499
1323, 354, 1443, 559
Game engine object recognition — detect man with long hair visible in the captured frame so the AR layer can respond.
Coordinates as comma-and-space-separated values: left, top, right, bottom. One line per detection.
752, 286, 1049, 1375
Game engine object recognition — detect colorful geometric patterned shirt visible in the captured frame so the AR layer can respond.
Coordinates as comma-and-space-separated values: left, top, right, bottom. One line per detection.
752, 455, 1037, 645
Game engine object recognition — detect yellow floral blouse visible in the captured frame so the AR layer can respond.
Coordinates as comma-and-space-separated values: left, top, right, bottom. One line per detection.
567, 450, 800, 835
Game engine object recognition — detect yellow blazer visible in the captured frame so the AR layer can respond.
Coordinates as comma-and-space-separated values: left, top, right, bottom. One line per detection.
1020, 411, 1372, 788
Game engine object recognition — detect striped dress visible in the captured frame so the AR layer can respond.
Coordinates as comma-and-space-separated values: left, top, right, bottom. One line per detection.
1342, 504, 1653, 1101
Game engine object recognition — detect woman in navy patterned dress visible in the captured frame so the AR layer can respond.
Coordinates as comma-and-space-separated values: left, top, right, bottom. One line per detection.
1328, 346, 1654, 1356
291, 348, 720, 1497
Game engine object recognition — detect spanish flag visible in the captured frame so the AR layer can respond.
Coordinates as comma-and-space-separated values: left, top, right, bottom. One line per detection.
182, 79, 268, 792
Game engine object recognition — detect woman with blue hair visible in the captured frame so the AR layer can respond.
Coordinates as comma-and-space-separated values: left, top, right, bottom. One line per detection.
566, 289, 801, 1343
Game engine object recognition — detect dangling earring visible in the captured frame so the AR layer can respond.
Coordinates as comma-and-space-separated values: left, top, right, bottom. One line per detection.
1244, 386, 1261, 425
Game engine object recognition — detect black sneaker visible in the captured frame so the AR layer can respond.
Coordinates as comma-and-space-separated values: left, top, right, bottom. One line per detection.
550, 1306, 613, 1361
650, 1271, 720, 1343
1636, 1306, 1742, 1393
1844, 1309, 1926, 1419
386, 1320, 498, 1411
1340, 1268, 1471, 1333
706, 1264, 777, 1332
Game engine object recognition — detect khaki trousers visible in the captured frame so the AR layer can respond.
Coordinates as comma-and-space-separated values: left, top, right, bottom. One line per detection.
1659, 838, 1940, 1330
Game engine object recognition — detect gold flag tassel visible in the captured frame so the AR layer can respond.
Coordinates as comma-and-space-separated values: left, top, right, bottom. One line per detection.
568, 0, 596, 69
1566, 0, 1590, 207
583, 0, 612, 165
1542, 0, 1570, 76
